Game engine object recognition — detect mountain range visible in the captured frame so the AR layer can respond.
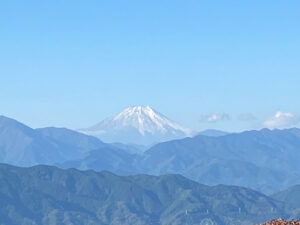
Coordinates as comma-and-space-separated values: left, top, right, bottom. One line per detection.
0, 115, 107, 166
2, 109, 300, 194
0, 163, 295, 225
137, 129, 300, 194
62, 127, 300, 194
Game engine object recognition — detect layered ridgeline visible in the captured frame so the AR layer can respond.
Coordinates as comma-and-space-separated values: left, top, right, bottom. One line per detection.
0, 115, 131, 170
0, 164, 291, 225
79, 106, 192, 146
63, 128, 300, 194
0, 115, 102, 166
137, 129, 300, 194
2, 114, 300, 194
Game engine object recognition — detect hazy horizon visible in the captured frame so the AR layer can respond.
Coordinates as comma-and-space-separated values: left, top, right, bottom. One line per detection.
1, 105, 299, 135
1, 1, 300, 132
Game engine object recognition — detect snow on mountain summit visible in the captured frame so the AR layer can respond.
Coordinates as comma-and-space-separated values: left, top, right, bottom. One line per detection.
79, 106, 191, 145
112, 106, 189, 135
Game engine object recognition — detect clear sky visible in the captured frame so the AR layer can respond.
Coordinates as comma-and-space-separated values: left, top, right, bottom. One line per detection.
1, 0, 300, 132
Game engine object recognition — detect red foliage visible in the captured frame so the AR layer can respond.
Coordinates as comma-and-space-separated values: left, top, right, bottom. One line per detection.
258, 218, 300, 225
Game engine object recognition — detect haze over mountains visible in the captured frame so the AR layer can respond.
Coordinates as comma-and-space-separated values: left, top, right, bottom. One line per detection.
1, 110, 300, 195
196, 129, 230, 137
61, 127, 300, 194
139, 129, 300, 194
4, 0, 299, 223
1, 106, 300, 224
0, 115, 107, 166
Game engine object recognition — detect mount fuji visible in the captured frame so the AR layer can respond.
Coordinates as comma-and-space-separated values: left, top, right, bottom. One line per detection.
79, 106, 192, 146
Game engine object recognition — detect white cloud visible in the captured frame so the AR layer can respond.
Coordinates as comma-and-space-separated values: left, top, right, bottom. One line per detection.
263, 111, 300, 128
200, 113, 230, 123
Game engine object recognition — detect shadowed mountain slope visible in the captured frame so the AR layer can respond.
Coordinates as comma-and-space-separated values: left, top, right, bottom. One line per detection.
138, 128, 300, 194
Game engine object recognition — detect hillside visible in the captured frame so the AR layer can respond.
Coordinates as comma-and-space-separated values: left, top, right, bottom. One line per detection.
0, 164, 289, 225
138, 128, 300, 194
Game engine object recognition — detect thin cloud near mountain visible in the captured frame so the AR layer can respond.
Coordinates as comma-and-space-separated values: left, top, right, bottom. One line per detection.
199, 112, 231, 123
263, 111, 300, 129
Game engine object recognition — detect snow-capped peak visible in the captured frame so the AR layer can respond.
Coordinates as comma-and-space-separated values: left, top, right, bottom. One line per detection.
79, 106, 191, 145
111, 106, 190, 135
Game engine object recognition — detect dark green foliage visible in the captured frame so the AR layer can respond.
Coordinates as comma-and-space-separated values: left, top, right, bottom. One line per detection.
0, 164, 290, 225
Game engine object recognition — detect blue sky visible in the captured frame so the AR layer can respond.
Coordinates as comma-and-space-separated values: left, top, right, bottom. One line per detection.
0, 0, 300, 131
